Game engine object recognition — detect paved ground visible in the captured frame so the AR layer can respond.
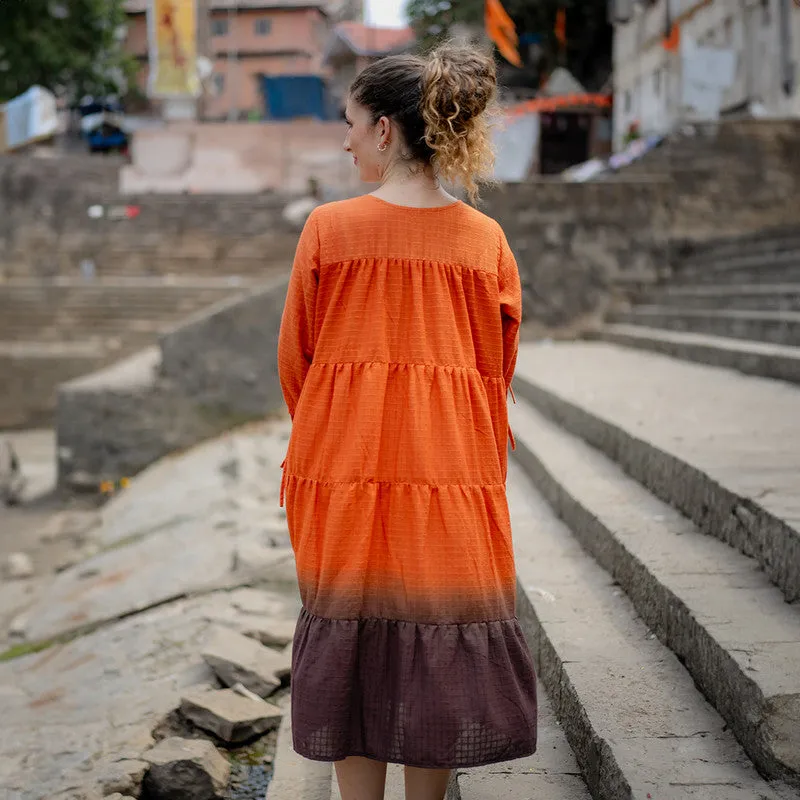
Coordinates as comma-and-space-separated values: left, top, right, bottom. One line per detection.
0, 420, 300, 800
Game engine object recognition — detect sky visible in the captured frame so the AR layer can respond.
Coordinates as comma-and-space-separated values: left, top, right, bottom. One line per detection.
365, 0, 408, 28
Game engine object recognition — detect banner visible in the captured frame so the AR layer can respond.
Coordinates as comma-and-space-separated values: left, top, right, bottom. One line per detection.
1, 86, 58, 153
148, 0, 201, 98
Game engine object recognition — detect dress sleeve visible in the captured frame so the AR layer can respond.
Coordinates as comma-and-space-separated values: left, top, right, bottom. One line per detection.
498, 229, 522, 392
278, 211, 320, 419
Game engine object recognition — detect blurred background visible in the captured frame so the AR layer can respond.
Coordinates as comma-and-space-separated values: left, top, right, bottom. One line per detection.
1, 4, 800, 800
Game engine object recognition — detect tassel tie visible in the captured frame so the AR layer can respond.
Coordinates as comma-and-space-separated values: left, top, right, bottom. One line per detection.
279, 457, 287, 508
508, 383, 516, 451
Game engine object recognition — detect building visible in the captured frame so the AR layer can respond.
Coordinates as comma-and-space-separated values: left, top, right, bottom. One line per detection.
323, 22, 416, 112
611, 0, 800, 150
124, 0, 334, 120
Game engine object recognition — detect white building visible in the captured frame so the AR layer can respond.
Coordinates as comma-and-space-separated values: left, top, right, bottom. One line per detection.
611, 0, 800, 150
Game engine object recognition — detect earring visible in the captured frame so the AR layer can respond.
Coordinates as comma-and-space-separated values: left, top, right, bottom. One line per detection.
378, 142, 388, 152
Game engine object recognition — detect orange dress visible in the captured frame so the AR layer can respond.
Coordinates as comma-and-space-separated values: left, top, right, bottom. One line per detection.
278, 195, 537, 769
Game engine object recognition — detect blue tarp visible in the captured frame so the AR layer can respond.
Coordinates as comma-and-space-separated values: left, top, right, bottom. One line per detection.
261, 75, 334, 120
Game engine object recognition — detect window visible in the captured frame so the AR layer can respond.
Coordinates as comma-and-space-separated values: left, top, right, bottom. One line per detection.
211, 18, 228, 36
212, 73, 225, 94
254, 18, 272, 36
653, 68, 661, 95
624, 90, 631, 112
724, 17, 733, 44
761, 0, 771, 25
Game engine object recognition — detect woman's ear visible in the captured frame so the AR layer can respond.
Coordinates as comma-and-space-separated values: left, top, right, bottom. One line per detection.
378, 115, 392, 146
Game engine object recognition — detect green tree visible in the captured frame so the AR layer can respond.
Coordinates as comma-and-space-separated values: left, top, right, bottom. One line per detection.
406, 0, 611, 91
0, 0, 136, 103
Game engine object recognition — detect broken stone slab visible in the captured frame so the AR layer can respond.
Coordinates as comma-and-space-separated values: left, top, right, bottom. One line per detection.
242, 617, 297, 649
230, 587, 286, 616
180, 687, 284, 744
4, 552, 34, 580
97, 758, 148, 797
230, 540, 292, 574
8, 612, 29, 639
201, 624, 289, 697
40, 510, 102, 544
142, 736, 230, 800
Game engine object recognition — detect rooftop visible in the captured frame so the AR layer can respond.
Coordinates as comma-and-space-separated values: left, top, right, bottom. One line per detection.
329, 22, 415, 57
125, 0, 329, 12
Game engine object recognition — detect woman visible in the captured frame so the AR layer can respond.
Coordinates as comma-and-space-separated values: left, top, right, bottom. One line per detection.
278, 43, 538, 800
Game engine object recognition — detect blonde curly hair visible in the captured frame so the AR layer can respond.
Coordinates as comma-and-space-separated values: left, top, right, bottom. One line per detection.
350, 43, 498, 202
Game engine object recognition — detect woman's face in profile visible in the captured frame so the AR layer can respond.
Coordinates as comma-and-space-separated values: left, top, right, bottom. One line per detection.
343, 98, 385, 183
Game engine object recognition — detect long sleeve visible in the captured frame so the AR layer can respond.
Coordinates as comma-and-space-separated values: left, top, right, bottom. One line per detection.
498, 229, 522, 392
278, 210, 320, 419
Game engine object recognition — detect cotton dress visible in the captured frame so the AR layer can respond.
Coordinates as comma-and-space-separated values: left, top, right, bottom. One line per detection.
277, 194, 538, 769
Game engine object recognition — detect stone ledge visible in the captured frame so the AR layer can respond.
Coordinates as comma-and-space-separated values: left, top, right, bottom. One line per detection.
56, 279, 290, 488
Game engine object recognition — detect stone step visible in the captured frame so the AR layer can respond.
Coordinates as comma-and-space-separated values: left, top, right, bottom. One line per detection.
678, 248, 800, 278
677, 265, 800, 287
267, 701, 332, 800
639, 284, 800, 311
0, 289, 237, 308
592, 324, 800, 385
608, 307, 800, 347
682, 232, 800, 266
510, 398, 800, 786
509, 462, 799, 800
512, 341, 800, 603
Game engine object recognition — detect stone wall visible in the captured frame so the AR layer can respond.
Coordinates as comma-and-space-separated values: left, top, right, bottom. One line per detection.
57, 278, 289, 486
0, 154, 304, 281
487, 180, 672, 328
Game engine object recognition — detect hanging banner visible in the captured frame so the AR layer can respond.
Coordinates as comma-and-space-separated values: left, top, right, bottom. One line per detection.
505, 93, 612, 118
148, 0, 201, 98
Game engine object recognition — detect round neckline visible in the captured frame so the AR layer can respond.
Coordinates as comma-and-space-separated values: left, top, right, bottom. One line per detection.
365, 194, 463, 212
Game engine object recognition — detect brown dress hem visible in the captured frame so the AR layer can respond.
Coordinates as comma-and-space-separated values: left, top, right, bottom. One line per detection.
290, 608, 538, 769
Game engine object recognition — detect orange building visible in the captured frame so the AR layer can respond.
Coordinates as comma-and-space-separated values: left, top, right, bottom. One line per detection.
124, 0, 332, 119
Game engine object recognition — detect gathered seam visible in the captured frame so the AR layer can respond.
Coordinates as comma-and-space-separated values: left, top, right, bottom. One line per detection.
311, 360, 505, 378
298, 606, 521, 628
282, 474, 505, 490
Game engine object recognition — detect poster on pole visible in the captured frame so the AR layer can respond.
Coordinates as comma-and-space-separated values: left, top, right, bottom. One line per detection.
148, 0, 201, 98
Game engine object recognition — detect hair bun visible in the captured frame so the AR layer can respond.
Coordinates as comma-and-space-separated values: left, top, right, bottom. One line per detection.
421, 44, 497, 199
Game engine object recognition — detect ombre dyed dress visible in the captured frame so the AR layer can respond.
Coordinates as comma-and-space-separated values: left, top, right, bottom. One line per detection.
277, 195, 537, 769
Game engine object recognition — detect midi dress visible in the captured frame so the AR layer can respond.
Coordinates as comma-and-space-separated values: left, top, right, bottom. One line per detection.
277, 194, 538, 769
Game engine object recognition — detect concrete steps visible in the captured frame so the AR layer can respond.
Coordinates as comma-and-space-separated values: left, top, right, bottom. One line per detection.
513, 342, 800, 604
511, 399, 800, 788
510, 463, 798, 800
677, 250, 800, 285
592, 324, 800, 385
639, 284, 800, 312
506, 340, 800, 797
680, 231, 800, 269
601, 228, 800, 383
607, 307, 800, 347
0, 281, 248, 342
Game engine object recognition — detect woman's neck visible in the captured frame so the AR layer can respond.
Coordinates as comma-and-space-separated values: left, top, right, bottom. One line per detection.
371, 163, 458, 209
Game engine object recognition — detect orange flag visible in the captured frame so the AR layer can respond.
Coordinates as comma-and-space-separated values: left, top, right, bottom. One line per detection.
663, 22, 681, 51
485, 0, 522, 67
555, 8, 566, 48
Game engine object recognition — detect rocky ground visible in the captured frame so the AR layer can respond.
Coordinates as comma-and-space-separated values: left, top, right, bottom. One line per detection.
0, 419, 299, 800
